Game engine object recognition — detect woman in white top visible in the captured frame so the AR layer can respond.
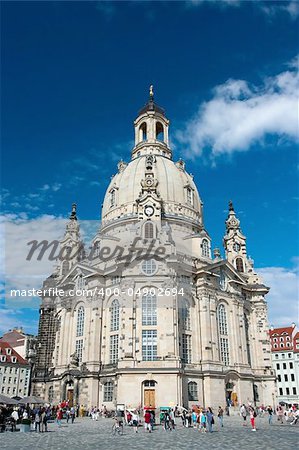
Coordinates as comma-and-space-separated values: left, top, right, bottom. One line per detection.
131, 411, 139, 433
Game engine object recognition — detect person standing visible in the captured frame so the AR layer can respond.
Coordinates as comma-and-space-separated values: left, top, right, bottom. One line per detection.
240, 404, 247, 426
34, 409, 41, 432
217, 406, 224, 428
206, 407, 214, 433
41, 408, 48, 432
70, 406, 75, 423
267, 406, 273, 425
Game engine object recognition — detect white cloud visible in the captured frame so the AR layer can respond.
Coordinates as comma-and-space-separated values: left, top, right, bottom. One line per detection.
261, 0, 299, 19
258, 263, 299, 328
176, 59, 298, 159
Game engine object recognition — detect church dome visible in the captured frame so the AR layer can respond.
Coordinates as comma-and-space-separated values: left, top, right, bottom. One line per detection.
101, 154, 203, 226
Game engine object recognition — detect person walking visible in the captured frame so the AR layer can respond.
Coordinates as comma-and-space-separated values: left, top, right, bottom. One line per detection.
200, 410, 207, 433
276, 405, 284, 424
56, 408, 63, 428
218, 406, 224, 428
249, 406, 256, 431
132, 410, 139, 433
206, 407, 214, 433
267, 406, 273, 425
144, 410, 152, 432
70, 406, 75, 423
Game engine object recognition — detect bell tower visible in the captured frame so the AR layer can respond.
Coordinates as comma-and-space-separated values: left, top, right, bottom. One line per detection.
132, 85, 171, 160
223, 201, 248, 274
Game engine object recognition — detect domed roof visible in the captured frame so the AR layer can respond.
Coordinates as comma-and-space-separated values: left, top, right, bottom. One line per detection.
101, 155, 202, 226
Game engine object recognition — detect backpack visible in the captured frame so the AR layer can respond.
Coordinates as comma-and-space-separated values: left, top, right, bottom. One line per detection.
253, 411, 257, 418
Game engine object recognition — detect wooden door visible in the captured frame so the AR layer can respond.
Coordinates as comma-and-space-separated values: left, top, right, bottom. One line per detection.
67, 389, 74, 407
144, 389, 155, 408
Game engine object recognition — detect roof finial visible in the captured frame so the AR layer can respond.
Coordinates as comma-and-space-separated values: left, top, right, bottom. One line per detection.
149, 84, 154, 101
70, 203, 77, 220
228, 200, 234, 212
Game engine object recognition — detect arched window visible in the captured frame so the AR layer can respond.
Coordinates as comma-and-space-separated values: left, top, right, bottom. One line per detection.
48, 386, 54, 403
217, 304, 229, 365
144, 221, 154, 239
110, 189, 116, 207
236, 257, 244, 272
188, 381, 198, 401
202, 239, 209, 258
103, 381, 113, 402
76, 275, 85, 290
110, 299, 120, 331
139, 122, 147, 142
76, 306, 85, 337
186, 187, 193, 205
142, 293, 157, 326
62, 260, 69, 276
180, 300, 191, 331
156, 122, 164, 141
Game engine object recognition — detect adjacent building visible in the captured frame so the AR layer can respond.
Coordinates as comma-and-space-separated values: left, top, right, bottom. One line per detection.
33, 88, 276, 410
0, 327, 37, 361
269, 324, 299, 404
0, 341, 31, 397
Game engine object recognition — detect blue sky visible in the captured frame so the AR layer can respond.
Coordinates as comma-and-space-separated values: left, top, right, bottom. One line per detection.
1, 0, 298, 334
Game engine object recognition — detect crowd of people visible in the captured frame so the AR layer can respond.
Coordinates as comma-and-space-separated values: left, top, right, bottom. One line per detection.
1, 400, 298, 433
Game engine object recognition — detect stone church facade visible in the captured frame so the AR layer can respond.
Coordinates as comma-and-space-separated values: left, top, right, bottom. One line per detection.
33, 89, 276, 410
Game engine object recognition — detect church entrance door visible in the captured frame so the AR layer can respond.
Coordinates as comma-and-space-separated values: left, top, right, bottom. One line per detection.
67, 389, 74, 407
144, 389, 155, 408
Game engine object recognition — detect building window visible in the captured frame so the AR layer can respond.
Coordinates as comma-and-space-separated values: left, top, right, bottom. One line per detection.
141, 259, 157, 276
103, 382, 113, 402
220, 337, 230, 366
280, 337, 283, 341
181, 334, 191, 364
274, 344, 278, 349
186, 187, 193, 205
139, 122, 147, 142
286, 387, 290, 395
110, 299, 120, 331
180, 302, 191, 331
144, 380, 155, 387
235, 257, 244, 272
75, 339, 83, 363
293, 387, 297, 395
112, 276, 121, 285
76, 306, 85, 337
142, 330, 157, 361
277, 374, 281, 382
76, 275, 85, 291
144, 222, 154, 240
280, 344, 284, 348
288, 353, 292, 358
142, 294, 157, 326
282, 353, 285, 358
273, 338, 277, 342
62, 260, 69, 276
284, 374, 288, 382
48, 386, 54, 403
290, 362, 293, 369
110, 335, 119, 364
275, 354, 278, 359
291, 374, 295, 381
110, 189, 116, 207
188, 381, 198, 401
279, 388, 283, 396
202, 239, 209, 258
217, 304, 228, 335
283, 363, 286, 369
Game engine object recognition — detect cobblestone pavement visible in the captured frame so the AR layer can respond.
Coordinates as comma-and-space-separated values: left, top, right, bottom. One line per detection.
1, 415, 298, 450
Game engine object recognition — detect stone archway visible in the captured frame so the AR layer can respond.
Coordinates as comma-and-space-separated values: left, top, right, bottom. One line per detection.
225, 372, 240, 407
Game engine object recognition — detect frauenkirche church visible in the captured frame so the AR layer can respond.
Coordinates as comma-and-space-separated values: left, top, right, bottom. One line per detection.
33, 88, 276, 410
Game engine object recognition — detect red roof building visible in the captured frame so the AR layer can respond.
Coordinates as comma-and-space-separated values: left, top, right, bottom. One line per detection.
0, 341, 31, 398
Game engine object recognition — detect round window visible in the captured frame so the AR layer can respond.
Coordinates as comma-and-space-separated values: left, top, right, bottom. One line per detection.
141, 259, 157, 276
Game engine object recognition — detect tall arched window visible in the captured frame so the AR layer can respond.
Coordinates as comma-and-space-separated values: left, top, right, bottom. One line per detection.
236, 257, 244, 272
48, 386, 54, 403
76, 275, 85, 290
202, 239, 209, 257
144, 221, 154, 239
180, 300, 191, 331
156, 122, 164, 141
110, 299, 120, 331
142, 293, 157, 326
217, 304, 229, 365
110, 189, 116, 207
139, 122, 147, 142
76, 306, 85, 337
186, 187, 193, 205
188, 381, 198, 401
